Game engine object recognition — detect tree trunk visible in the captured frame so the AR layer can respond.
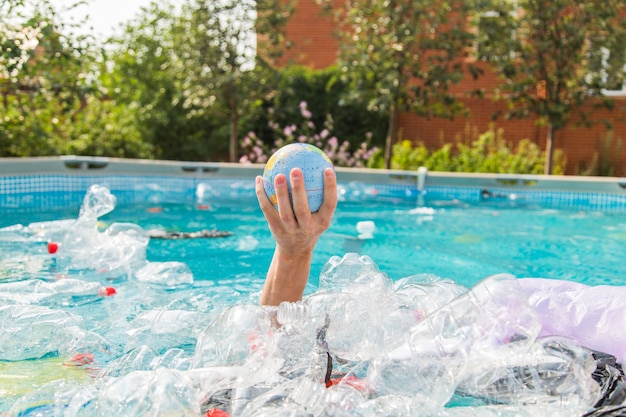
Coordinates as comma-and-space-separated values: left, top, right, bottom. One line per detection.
384, 100, 399, 170
544, 122, 554, 175
229, 101, 239, 163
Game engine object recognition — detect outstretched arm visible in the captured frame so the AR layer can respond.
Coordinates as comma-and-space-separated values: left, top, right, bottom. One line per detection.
256, 167, 337, 306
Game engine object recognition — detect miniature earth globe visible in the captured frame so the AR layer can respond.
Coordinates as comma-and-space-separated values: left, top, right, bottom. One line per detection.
263, 143, 334, 212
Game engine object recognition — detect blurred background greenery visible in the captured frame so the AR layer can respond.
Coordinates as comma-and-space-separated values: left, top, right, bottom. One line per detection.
1, 0, 624, 175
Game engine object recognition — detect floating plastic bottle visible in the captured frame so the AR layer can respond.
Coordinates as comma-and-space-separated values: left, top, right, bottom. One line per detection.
135, 262, 194, 287
319, 253, 393, 295
236, 376, 327, 417
0, 304, 112, 361
0, 278, 115, 308
96, 369, 201, 416
455, 335, 600, 412
366, 274, 543, 411
356, 221, 376, 240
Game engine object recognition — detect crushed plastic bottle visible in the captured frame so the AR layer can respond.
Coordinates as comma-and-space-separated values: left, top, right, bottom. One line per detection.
319, 253, 393, 294
0, 278, 115, 307
383, 274, 541, 361
0, 304, 112, 361
456, 335, 600, 412
125, 309, 211, 352
365, 274, 543, 412
97, 369, 201, 416
135, 262, 194, 287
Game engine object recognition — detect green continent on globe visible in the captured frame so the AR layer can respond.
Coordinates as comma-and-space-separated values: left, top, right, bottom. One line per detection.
263, 143, 333, 212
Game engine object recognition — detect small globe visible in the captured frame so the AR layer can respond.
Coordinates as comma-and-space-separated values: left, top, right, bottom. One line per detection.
263, 143, 334, 212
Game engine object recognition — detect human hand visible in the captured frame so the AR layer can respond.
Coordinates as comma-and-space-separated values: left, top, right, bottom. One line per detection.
255, 167, 337, 257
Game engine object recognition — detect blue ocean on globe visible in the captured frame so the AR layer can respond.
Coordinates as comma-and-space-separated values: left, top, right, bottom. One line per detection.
263, 143, 334, 212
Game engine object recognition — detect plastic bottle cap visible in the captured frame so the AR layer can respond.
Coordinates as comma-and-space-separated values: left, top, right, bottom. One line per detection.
204, 409, 229, 417
64, 352, 94, 367
47, 242, 59, 254
99, 287, 117, 297
326, 375, 369, 393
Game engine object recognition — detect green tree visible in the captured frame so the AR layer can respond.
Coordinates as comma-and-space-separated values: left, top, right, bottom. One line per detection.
103, 2, 201, 160
106, 0, 293, 162
0, 1, 98, 156
170, 0, 292, 162
478, 0, 626, 174
0, 0, 150, 158
317, 0, 481, 169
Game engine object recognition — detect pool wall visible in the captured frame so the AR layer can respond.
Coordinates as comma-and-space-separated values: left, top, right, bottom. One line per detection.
1, 156, 626, 212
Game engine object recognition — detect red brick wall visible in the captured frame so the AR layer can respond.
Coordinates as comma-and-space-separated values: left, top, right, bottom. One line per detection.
399, 98, 626, 175
278, 0, 339, 68
280, 0, 626, 175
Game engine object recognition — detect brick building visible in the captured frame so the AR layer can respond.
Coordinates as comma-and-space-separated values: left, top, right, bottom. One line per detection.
278, 0, 626, 175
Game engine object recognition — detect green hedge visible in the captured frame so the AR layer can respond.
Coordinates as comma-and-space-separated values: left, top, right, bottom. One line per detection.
368, 127, 567, 174
240, 65, 389, 151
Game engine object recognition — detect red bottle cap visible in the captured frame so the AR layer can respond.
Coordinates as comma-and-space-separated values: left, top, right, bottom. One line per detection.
204, 409, 229, 417
99, 287, 117, 297
47, 242, 59, 254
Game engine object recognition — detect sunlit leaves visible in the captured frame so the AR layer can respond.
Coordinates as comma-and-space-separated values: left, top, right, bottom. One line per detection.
480, 0, 626, 173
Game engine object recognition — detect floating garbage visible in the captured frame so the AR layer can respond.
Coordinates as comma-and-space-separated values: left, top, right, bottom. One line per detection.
0, 185, 624, 416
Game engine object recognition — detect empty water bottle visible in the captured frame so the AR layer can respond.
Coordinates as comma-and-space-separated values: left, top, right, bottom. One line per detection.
366, 274, 542, 410
456, 335, 600, 412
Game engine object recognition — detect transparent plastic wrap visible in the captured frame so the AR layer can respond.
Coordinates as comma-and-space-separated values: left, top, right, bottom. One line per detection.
365, 274, 542, 411
520, 278, 626, 363
456, 336, 600, 413
0, 304, 109, 361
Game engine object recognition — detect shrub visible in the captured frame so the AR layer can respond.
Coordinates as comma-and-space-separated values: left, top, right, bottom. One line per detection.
239, 65, 388, 157
240, 101, 379, 167
368, 126, 567, 174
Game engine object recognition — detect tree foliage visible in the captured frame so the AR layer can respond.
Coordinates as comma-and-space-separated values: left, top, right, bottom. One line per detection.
103, 0, 293, 162
240, 65, 389, 152
317, 0, 482, 168
369, 127, 567, 174
478, 0, 626, 174
0, 0, 151, 158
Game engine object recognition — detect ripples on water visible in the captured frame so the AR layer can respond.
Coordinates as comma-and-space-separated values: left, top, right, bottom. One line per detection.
0, 184, 625, 415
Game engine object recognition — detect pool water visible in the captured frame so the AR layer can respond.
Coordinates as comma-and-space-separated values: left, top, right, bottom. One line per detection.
0, 183, 625, 415
90, 197, 626, 289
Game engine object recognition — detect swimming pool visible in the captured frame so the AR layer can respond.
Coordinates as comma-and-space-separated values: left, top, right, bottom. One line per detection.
1, 157, 626, 416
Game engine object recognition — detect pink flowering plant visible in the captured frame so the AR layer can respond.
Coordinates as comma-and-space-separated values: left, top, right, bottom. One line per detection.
239, 101, 378, 167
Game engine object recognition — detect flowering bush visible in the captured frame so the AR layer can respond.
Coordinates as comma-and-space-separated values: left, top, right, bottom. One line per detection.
239, 101, 379, 167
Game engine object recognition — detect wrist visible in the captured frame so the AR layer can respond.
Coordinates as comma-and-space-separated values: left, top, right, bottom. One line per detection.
274, 247, 314, 263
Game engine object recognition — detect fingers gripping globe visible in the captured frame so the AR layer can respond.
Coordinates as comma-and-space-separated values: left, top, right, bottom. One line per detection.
263, 143, 334, 213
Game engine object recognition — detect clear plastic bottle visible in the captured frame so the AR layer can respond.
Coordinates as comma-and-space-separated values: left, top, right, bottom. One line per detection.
455, 335, 600, 412
366, 274, 543, 410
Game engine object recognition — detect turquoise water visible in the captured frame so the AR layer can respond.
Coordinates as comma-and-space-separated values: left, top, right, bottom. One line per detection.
140, 198, 626, 289
2, 194, 625, 290
1, 183, 625, 415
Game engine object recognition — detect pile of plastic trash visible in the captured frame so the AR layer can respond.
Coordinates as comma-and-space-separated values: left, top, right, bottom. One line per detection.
0, 185, 624, 417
